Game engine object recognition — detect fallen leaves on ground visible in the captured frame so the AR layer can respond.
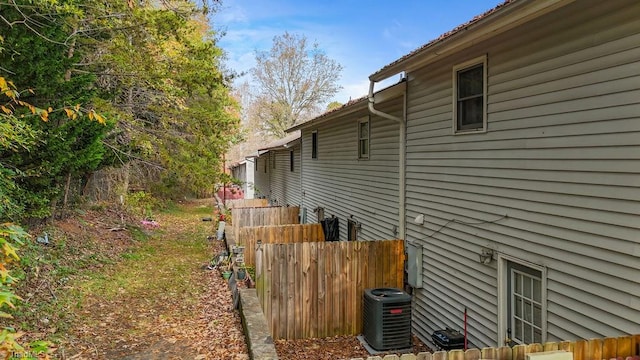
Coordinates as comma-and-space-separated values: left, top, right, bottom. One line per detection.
275, 334, 431, 359
19, 200, 249, 359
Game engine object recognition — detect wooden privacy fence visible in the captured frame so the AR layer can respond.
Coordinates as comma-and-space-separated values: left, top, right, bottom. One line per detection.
238, 223, 325, 267
349, 334, 640, 360
225, 198, 268, 209
228, 206, 299, 243
255, 239, 405, 340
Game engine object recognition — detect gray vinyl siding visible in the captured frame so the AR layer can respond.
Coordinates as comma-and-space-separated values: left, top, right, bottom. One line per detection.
269, 144, 302, 207
405, 0, 640, 348
301, 99, 402, 241
253, 155, 270, 199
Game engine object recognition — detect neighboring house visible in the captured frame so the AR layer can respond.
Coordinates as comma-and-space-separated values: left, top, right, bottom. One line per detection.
258, 131, 303, 207
252, 150, 271, 200
229, 159, 255, 199
365, 0, 639, 349
287, 83, 405, 241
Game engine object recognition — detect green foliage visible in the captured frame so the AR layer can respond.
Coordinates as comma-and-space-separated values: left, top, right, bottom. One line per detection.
1, 0, 239, 221
125, 191, 159, 220
326, 101, 343, 111
0, 0, 111, 221
0, 223, 52, 357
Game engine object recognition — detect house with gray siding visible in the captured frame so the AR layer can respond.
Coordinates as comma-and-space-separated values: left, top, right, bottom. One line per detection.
365, 0, 640, 349
287, 83, 406, 241
257, 131, 303, 207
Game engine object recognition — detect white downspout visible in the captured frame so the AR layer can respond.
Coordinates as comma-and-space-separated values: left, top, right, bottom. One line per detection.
368, 80, 406, 240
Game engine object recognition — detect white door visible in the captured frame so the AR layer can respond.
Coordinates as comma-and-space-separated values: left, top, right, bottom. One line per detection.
498, 257, 546, 346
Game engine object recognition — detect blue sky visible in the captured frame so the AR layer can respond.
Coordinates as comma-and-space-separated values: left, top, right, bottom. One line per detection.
212, 0, 504, 104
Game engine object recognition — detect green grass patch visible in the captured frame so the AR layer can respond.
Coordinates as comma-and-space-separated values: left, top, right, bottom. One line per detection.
11, 200, 217, 347
127, 225, 150, 242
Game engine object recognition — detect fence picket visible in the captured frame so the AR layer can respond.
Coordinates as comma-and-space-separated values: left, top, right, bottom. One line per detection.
482, 347, 497, 359
331, 242, 341, 335
604, 337, 618, 360
276, 244, 287, 339
264, 243, 274, 339
354, 241, 364, 334
618, 335, 633, 358
309, 242, 319, 339
449, 350, 464, 360
317, 242, 327, 338
574, 340, 588, 360
589, 338, 603, 360
512, 344, 526, 360
497, 345, 512, 360
465, 348, 481, 360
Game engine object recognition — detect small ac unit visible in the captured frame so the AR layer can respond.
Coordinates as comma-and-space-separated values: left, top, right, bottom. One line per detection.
526, 351, 573, 360
363, 288, 412, 351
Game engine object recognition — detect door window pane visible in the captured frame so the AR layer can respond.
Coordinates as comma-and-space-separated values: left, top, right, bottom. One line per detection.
523, 276, 532, 298
533, 278, 541, 302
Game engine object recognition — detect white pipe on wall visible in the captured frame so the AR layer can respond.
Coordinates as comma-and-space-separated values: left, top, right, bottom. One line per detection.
368, 80, 406, 240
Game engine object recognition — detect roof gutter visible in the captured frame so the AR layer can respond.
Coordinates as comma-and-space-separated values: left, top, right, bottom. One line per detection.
370, 0, 575, 82
368, 79, 406, 241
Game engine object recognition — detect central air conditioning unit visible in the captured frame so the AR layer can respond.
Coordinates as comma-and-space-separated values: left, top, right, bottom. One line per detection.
363, 288, 412, 351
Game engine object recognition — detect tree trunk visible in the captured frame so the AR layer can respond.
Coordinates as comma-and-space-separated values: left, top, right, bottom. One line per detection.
64, 35, 76, 82
122, 162, 131, 197
63, 172, 72, 208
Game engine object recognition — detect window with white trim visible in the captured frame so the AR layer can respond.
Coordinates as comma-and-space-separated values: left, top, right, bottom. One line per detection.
358, 117, 369, 159
453, 55, 487, 133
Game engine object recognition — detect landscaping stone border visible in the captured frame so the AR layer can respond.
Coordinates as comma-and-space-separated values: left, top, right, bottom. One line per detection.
238, 288, 279, 360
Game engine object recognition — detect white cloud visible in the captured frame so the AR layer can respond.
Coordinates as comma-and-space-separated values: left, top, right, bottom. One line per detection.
333, 79, 369, 104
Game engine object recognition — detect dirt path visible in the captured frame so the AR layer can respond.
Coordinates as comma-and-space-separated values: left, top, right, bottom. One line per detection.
60, 201, 248, 359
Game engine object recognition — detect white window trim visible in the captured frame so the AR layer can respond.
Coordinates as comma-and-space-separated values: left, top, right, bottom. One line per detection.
497, 253, 547, 346
452, 54, 488, 134
358, 116, 370, 160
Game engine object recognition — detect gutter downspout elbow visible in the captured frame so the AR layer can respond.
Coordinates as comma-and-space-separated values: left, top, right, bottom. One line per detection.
368, 80, 402, 123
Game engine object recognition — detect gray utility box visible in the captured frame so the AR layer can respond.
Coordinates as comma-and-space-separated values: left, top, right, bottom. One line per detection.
363, 288, 412, 351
